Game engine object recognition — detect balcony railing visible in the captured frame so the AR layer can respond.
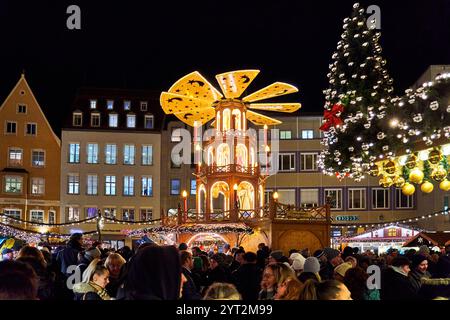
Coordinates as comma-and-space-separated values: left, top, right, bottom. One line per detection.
200, 164, 260, 176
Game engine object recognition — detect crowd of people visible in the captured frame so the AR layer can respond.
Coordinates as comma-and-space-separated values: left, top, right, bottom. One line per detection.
0, 233, 449, 300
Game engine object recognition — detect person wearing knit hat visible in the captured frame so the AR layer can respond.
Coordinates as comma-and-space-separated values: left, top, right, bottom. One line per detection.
320, 248, 343, 280
323, 247, 341, 262
334, 262, 353, 282
409, 254, 431, 293
290, 253, 306, 276
84, 247, 101, 260
269, 250, 284, 264
298, 257, 322, 284
418, 245, 430, 257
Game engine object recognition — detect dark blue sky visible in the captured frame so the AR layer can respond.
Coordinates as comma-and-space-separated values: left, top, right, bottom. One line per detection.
1, 0, 450, 134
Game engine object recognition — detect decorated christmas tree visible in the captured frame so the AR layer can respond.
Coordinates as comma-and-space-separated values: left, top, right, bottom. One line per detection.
319, 3, 394, 181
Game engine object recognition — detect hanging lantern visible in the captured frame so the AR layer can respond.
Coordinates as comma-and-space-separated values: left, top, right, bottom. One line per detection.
409, 168, 424, 184
393, 176, 406, 188
420, 181, 434, 193
428, 149, 442, 164
440, 180, 450, 191
379, 175, 393, 188
384, 161, 396, 175
431, 167, 447, 182
405, 155, 417, 169
369, 164, 379, 177
402, 183, 415, 196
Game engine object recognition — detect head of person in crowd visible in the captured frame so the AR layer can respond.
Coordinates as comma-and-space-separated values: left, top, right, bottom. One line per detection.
81, 246, 102, 263
69, 232, 83, 247
279, 262, 296, 282
313, 249, 327, 264
290, 252, 306, 274
334, 262, 353, 283
258, 243, 266, 251
411, 254, 428, 274
274, 276, 302, 300
118, 246, 133, 261
352, 247, 359, 255
298, 257, 322, 283
178, 243, 188, 251
223, 243, 231, 254
17, 246, 47, 268
288, 249, 299, 257
180, 250, 194, 271
261, 263, 284, 292
301, 248, 310, 258
82, 258, 110, 287
210, 254, 224, 270
125, 245, 181, 300
418, 245, 430, 257
299, 279, 352, 300
203, 283, 241, 300
345, 256, 358, 268
358, 256, 371, 271
1, 248, 14, 261
104, 252, 126, 279
323, 248, 343, 267
430, 253, 440, 264
243, 252, 257, 264
0, 260, 39, 300
268, 250, 284, 264
191, 246, 202, 257
343, 267, 370, 300
234, 248, 246, 265
342, 246, 354, 260
391, 256, 411, 276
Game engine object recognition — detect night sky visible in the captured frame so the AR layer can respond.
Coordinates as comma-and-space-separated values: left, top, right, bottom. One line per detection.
1, 0, 450, 135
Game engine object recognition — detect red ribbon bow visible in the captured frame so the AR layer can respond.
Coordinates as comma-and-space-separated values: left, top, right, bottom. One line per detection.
320, 103, 344, 131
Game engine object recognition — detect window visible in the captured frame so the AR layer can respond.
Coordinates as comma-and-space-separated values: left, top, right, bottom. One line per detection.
17, 104, 27, 114
140, 208, 153, 221
87, 144, 99, 164
145, 115, 154, 129
124, 100, 131, 110
67, 207, 80, 221
73, 113, 82, 126
325, 189, 342, 210
49, 211, 56, 224
6, 121, 17, 134
278, 153, 296, 172
140, 101, 148, 111
123, 176, 135, 196
395, 189, 414, 209
280, 130, 292, 140
127, 114, 136, 128
4, 176, 22, 193
26, 123, 37, 135
141, 145, 153, 165
301, 130, 314, 139
277, 189, 296, 205
86, 207, 98, 219
30, 210, 44, 223
31, 177, 45, 195
190, 179, 196, 195
348, 188, 366, 210
87, 175, 98, 195
68, 143, 80, 163
90, 99, 97, 109
264, 190, 274, 204
109, 114, 118, 127
301, 153, 318, 171
372, 188, 389, 209
107, 100, 114, 110
171, 127, 182, 142
141, 176, 153, 197
171, 179, 181, 195
105, 144, 117, 164
105, 175, 116, 195
4, 209, 21, 219
67, 174, 79, 194
123, 144, 135, 165
32, 150, 45, 167
91, 113, 100, 127
122, 208, 135, 221
8, 148, 22, 166
388, 228, 397, 237
300, 189, 319, 207
104, 207, 116, 219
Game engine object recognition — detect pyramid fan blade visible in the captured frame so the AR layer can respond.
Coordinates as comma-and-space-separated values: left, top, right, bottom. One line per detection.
168, 71, 223, 101
242, 82, 298, 102
160, 92, 213, 115
249, 103, 301, 113
174, 107, 216, 127
246, 110, 282, 126
215, 70, 260, 99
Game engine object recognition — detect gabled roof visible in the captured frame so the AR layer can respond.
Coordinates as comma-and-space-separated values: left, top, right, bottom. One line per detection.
403, 232, 450, 247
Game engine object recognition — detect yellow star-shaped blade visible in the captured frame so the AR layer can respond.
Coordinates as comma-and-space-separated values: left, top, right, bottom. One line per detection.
248, 103, 301, 113
160, 92, 213, 115
168, 71, 223, 101
246, 110, 282, 126
242, 82, 298, 102
215, 70, 260, 99
173, 107, 216, 127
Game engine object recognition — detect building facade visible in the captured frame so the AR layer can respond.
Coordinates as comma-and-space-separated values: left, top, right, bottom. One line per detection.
0, 74, 61, 227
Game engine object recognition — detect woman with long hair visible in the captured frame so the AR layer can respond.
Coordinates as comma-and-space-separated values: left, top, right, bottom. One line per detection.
73, 258, 111, 300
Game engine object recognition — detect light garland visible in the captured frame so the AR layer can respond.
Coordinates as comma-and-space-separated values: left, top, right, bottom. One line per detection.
0, 212, 97, 227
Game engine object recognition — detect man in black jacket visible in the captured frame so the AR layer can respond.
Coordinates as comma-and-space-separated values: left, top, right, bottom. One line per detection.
56, 233, 83, 276
180, 250, 202, 300
232, 252, 262, 301
381, 256, 420, 300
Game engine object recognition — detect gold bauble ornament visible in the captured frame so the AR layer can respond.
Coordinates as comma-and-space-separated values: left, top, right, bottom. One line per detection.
369, 164, 380, 177
409, 168, 424, 184
428, 149, 442, 165
402, 183, 415, 196
393, 176, 406, 188
383, 161, 396, 175
379, 176, 393, 188
440, 180, 450, 191
420, 181, 434, 193
431, 167, 447, 182
405, 155, 417, 169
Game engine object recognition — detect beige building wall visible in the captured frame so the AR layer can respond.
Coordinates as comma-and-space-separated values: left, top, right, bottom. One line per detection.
0, 75, 61, 227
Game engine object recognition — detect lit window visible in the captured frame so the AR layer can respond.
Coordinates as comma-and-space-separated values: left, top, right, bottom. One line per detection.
124, 144, 135, 165
105, 175, 116, 195
32, 150, 45, 167
348, 188, 366, 210
109, 114, 118, 127
4, 209, 21, 219
4, 176, 23, 193
67, 174, 79, 194
30, 210, 44, 223
141, 176, 153, 197
26, 123, 37, 135
49, 211, 56, 224
124, 100, 131, 110
105, 144, 117, 164
86, 175, 98, 195
140, 208, 153, 221
8, 148, 22, 166
388, 228, 397, 237
145, 115, 154, 129
301, 153, 318, 171
280, 130, 292, 140
90, 100, 97, 109
6, 121, 17, 134
17, 105, 27, 113
301, 130, 314, 139
325, 189, 342, 210
91, 113, 100, 127
127, 114, 136, 128
141, 145, 153, 165
140, 101, 148, 111
104, 208, 116, 219
68, 143, 80, 163
123, 176, 135, 196
31, 177, 45, 195
87, 144, 99, 164
190, 179, 196, 195
122, 208, 135, 221
107, 100, 114, 110
86, 207, 98, 219
171, 179, 181, 195
67, 207, 80, 221
73, 113, 82, 126
300, 189, 319, 207
278, 153, 296, 171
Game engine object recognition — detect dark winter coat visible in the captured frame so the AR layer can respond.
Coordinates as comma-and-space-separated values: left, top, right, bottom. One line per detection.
381, 267, 420, 300
56, 240, 83, 275
206, 266, 229, 286
181, 267, 202, 300
319, 262, 335, 280
409, 269, 431, 293
232, 263, 262, 301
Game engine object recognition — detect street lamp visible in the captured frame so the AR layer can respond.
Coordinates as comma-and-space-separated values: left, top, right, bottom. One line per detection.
273, 191, 279, 201
182, 190, 188, 221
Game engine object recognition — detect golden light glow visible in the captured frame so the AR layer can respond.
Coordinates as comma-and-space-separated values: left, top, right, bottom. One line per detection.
247, 110, 282, 126
167, 71, 223, 101
265, 145, 270, 153
233, 183, 238, 191
182, 190, 188, 198
273, 191, 279, 200
215, 70, 260, 99
249, 103, 301, 113
242, 82, 298, 102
